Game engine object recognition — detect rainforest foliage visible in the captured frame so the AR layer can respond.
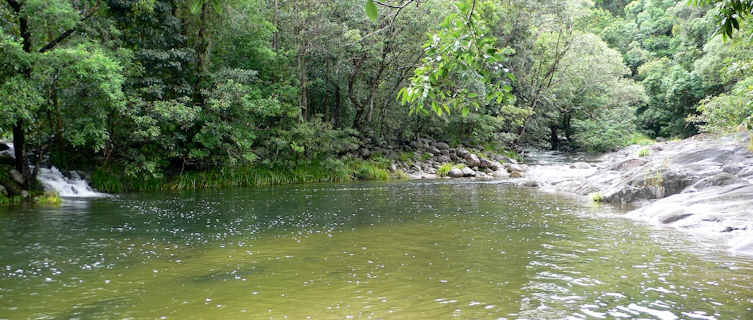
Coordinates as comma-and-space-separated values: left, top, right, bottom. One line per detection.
0, 0, 751, 192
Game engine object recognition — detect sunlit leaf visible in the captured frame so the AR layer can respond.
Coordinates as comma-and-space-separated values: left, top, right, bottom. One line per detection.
365, 0, 378, 22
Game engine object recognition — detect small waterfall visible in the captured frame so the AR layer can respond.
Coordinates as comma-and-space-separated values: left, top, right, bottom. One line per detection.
37, 167, 107, 198
0, 142, 13, 158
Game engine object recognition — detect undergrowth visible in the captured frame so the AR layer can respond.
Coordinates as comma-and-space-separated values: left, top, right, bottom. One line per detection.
437, 163, 464, 176
627, 133, 655, 146
92, 159, 394, 193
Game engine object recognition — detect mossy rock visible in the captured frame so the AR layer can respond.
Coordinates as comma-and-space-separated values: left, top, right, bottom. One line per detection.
0, 164, 24, 197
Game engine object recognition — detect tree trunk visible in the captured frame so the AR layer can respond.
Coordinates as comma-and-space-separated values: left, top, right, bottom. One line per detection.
563, 112, 573, 145
7, 0, 32, 189
273, 0, 279, 52
297, 41, 308, 122
366, 39, 390, 125
50, 75, 66, 163
550, 124, 559, 151
333, 82, 341, 128
349, 54, 367, 130
6, 0, 96, 191
194, 2, 210, 105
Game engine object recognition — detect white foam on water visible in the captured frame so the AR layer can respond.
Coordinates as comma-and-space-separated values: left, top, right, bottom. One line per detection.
37, 166, 107, 198
627, 303, 678, 320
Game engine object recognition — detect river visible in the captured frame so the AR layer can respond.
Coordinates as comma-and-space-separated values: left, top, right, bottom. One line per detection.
1, 181, 752, 319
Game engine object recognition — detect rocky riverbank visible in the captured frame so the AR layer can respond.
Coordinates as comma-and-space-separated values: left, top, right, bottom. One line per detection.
513, 132, 753, 256
382, 138, 521, 180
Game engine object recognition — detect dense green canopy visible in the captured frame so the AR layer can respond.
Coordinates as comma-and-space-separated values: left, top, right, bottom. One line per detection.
1, 0, 751, 193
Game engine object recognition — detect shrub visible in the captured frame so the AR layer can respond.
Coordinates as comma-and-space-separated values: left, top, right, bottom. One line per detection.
35, 192, 62, 206
627, 133, 655, 146
350, 161, 390, 181
689, 77, 753, 134
399, 152, 415, 162
437, 163, 455, 176
573, 106, 639, 152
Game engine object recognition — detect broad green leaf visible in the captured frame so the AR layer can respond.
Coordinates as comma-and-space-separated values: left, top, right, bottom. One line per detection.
365, 0, 378, 22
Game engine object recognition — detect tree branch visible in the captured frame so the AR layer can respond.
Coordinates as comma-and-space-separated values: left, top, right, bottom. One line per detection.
39, 1, 100, 53
374, 0, 417, 25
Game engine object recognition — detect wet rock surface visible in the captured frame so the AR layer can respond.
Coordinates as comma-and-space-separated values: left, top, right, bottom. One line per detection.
521, 132, 753, 255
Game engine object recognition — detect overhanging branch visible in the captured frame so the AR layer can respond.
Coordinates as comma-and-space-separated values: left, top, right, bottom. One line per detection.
39, 1, 101, 53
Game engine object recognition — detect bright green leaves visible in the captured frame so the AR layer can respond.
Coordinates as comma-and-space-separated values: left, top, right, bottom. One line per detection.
0, 76, 44, 127
22, 0, 79, 36
190, 0, 225, 15
689, 0, 753, 40
365, 0, 379, 22
691, 77, 753, 133
397, 0, 522, 120
39, 44, 127, 151
0, 29, 41, 127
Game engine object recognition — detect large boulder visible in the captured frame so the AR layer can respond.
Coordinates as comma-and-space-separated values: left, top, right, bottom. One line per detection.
461, 167, 476, 177
448, 168, 464, 178
479, 158, 501, 170
435, 142, 450, 150
601, 168, 697, 204
505, 164, 527, 178
492, 169, 510, 178
9, 169, 24, 185
493, 154, 517, 164
687, 172, 741, 191
0, 166, 24, 197
465, 153, 481, 167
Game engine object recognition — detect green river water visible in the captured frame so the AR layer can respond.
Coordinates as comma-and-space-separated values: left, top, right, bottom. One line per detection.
1, 180, 752, 319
